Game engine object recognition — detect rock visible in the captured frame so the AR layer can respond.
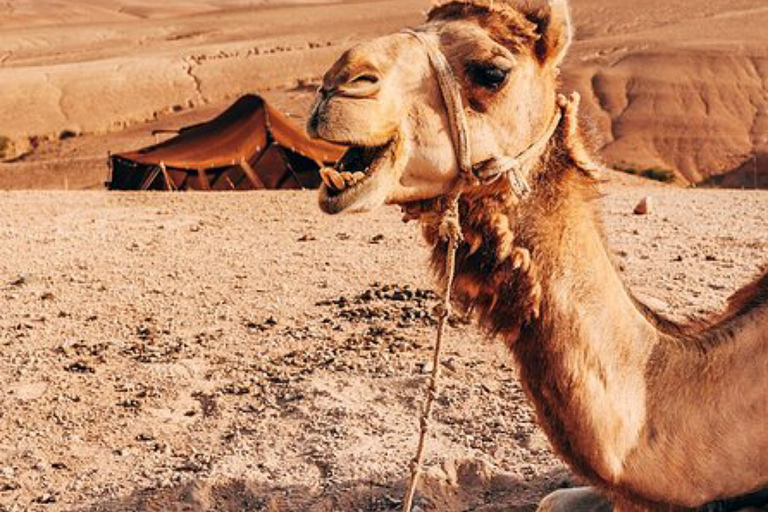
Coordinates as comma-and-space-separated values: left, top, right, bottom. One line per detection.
417, 361, 434, 374
9, 274, 27, 287
452, 458, 494, 488
441, 358, 458, 373
13, 382, 48, 402
537, 488, 611, 512
633, 196, 653, 215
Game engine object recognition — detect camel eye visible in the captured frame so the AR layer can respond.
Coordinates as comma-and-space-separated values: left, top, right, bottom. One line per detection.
467, 63, 509, 90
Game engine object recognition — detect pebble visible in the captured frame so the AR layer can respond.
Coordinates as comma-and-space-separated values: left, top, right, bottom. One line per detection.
634, 196, 653, 215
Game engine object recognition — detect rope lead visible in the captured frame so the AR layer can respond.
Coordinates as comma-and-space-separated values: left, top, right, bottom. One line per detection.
398, 27, 568, 512
401, 193, 462, 512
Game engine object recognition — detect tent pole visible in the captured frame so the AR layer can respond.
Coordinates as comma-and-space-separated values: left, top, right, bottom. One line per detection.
196, 167, 211, 190
159, 162, 176, 191
239, 158, 267, 189
140, 166, 162, 191
282, 150, 305, 189
106, 151, 113, 189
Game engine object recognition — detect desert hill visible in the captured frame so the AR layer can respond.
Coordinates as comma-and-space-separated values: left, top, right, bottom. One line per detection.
0, 0, 766, 187
566, 0, 768, 186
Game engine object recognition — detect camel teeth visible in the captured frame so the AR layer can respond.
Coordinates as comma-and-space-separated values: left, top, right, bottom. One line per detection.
319, 168, 334, 188
352, 172, 366, 183
341, 172, 354, 185
327, 169, 346, 190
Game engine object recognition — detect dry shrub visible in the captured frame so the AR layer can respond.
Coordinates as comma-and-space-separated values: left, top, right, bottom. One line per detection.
0, 135, 11, 160
618, 165, 676, 183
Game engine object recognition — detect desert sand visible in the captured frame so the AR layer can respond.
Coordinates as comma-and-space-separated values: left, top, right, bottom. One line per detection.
1, 1, 768, 511
1, 185, 767, 511
1, 0, 767, 188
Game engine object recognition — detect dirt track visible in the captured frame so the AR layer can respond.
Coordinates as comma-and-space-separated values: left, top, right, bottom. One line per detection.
1, 184, 766, 511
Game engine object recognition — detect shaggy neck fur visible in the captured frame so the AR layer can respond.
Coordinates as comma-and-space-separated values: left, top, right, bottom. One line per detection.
419, 127, 768, 510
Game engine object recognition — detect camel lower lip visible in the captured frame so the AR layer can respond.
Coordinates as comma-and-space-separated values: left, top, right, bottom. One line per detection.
324, 143, 388, 197
318, 139, 396, 214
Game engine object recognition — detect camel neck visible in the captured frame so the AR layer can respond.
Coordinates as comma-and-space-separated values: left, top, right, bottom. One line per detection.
430, 161, 768, 505
502, 168, 768, 504
423, 162, 661, 489
509, 168, 658, 486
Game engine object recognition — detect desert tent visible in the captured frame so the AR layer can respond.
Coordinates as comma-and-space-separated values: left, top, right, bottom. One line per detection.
107, 94, 344, 191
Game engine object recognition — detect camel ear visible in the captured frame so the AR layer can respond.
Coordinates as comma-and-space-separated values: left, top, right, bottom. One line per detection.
527, 0, 573, 68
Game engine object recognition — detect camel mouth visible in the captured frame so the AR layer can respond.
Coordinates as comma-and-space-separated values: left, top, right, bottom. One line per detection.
318, 138, 397, 214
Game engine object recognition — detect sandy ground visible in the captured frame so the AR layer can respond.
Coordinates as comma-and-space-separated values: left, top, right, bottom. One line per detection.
1, 183, 766, 511
1, 1, 768, 510
1, 0, 767, 187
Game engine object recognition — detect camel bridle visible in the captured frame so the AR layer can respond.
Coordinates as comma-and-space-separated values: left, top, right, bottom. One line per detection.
402, 28, 563, 200
398, 28, 564, 512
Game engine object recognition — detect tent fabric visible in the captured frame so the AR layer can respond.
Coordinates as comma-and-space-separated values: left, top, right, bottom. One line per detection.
107, 94, 344, 191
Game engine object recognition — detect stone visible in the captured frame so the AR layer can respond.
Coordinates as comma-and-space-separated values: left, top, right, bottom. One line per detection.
634, 196, 653, 215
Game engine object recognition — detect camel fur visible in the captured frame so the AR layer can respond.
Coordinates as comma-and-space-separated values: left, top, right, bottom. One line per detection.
307, 1, 768, 509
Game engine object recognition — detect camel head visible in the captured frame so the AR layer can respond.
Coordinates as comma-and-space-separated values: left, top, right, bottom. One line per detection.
308, 0, 573, 214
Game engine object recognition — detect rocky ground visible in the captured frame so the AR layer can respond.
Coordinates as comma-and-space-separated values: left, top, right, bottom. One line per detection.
0, 184, 766, 511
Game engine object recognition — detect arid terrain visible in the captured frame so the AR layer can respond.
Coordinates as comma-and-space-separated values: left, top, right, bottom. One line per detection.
1, 0, 768, 511
0, 0, 767, 188
1, 184, 767, 511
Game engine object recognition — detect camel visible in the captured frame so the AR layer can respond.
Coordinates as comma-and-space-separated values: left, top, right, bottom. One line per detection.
306, 0, 768, 510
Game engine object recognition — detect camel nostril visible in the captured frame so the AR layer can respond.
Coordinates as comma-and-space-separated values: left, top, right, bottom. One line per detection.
351, 74, 379, 85
335, 70, 381, 98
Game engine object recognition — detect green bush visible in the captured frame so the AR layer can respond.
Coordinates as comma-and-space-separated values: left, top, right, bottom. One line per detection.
617, 166, 676, 183
640, 168, 676, 183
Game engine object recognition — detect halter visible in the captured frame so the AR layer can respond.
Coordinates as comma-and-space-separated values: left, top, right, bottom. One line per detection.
401, 28, 563, 199
398, 28, 565, 512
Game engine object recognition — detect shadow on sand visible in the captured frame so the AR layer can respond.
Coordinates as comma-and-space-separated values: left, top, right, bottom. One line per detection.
71, 460, 768, 512
76, 462, 573, 512
700, 152, 768, 189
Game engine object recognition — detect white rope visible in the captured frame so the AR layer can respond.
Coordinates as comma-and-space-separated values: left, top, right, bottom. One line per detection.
473, 107, 563, 197
402, 28, 564, 200
400, 198, 461, 512
402, 29, 473, 177
398, 28, 564, 512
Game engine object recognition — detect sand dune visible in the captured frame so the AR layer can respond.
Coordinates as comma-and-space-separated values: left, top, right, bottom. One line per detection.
0, 0, 767, 188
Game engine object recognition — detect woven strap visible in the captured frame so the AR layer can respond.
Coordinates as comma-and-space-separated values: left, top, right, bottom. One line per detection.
472, 107, 563, 197
402, 29, 473, 177
402, 28, 563, 199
